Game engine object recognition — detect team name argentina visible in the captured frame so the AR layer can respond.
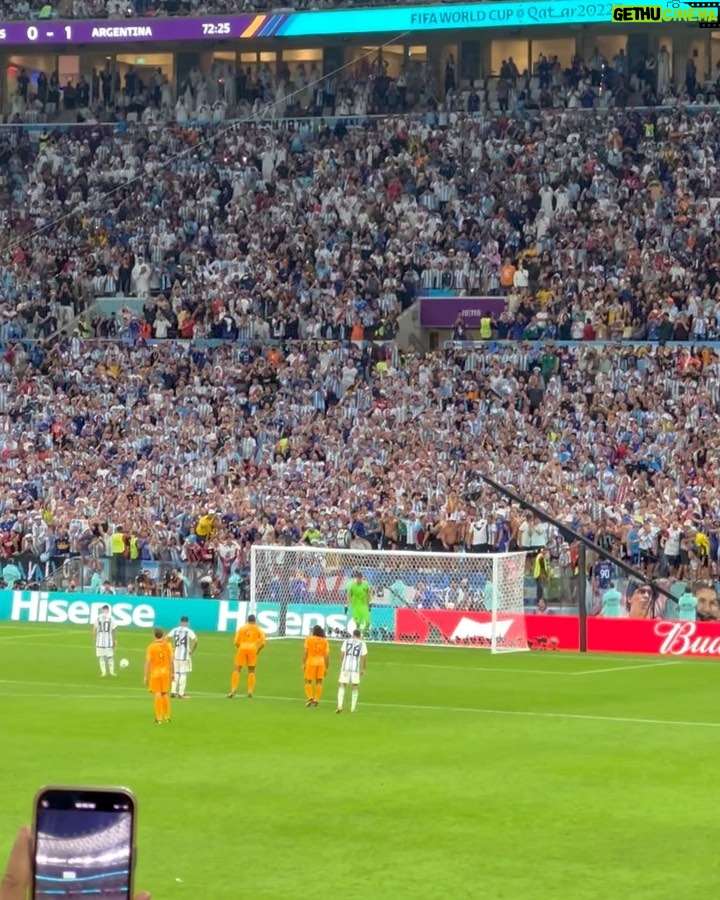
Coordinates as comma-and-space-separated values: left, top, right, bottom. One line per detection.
612, 5, 718, 20
91, 25, 154, 37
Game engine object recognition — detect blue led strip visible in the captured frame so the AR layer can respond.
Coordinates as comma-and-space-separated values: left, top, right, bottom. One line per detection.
36, 869, 130, 883
277, 1, 617, 36
258, 13, 285, 36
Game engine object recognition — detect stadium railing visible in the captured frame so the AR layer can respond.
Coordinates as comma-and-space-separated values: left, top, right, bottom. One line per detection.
6, 553, 250, 602
6, 103, 720, 138
443, 340, 720, 351
6, 530, 703, 626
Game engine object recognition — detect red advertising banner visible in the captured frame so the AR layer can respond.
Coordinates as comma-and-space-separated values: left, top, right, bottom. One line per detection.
588, 617, 720, 658
394, 611, 720, 658
395, 609, 580, 652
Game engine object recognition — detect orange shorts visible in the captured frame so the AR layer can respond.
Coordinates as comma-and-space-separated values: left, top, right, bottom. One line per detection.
149, 675, 170, 694
235, 650, 258, 668
304, 664, 326, 681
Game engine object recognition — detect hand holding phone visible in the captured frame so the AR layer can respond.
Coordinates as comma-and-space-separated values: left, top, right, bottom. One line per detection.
31, 787, 138, 900
1, 826, 152, 900
0, 826, 31, 900
0, 786, 151, 900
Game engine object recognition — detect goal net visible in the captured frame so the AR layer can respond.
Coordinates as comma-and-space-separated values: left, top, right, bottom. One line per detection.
250, 545, 529, 652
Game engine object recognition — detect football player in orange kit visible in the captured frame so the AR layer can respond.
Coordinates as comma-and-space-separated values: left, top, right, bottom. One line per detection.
144, 627, 174, 724
228, 614, 266, 699
303, 624, 330, 707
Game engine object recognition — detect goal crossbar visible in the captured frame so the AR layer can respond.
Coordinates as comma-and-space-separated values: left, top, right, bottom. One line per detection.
250, 545, 529, 652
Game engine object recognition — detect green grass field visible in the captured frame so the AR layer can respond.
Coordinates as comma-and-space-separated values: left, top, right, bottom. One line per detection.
2, 623, 720, 899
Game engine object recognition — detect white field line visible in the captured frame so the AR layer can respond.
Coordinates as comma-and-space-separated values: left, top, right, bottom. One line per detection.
0, 640, 696, 684
1, 632, 718, 675
374, 660, 682, 677
572, 661, 681, 676
0, 641, 147, 650
1, 679, 720, 730
0, 647, 674, 678
0, 624, 37, 630
0, 678, 151, 692
372, 661, 577, 677
0, 691, 142, 700
0, 629, 72, 639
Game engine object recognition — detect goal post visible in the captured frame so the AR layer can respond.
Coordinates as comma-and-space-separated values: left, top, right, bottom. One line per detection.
249, 545, 529, 652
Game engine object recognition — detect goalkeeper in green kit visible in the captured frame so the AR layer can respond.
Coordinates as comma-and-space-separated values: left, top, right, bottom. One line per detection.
346, 571, 371, 636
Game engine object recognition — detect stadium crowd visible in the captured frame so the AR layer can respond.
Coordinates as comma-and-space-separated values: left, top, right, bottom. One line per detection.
0, 336, 719, 596
8, 54, 439, 125
9, 41, 720, 126
0, 100, 718, 598
2, 104, 720, 346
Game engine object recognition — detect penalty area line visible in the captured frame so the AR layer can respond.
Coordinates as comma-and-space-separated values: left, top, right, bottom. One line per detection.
1, 684, 720, 729
0, 628, 72, 640
0, 691, 143, 700
372, 661, 577, 677
0, 678, 151, 693
572, 661, 681, 676
257, 694, 720, 729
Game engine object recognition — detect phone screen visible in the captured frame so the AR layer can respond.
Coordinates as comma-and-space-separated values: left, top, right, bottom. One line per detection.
33, 788, 135, 900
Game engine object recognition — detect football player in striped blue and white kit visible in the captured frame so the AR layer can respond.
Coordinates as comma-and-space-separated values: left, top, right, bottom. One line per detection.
93, 604, 116, 678
168, 616, 198, 699
336, 630, 368, 715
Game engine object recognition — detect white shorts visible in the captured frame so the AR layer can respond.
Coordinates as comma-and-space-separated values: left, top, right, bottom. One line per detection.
174, 659, 192, 674
96, 648, 114, 659
339, 672, 361, 686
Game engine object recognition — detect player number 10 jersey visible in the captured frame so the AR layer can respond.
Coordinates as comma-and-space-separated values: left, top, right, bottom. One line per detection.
95, 615, 115, 649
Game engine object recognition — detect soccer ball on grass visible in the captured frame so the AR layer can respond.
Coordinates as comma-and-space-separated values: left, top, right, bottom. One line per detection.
119, 658, 130, 669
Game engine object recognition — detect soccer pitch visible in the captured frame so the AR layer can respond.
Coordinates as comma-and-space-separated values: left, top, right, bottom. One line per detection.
1, 624, 719, 899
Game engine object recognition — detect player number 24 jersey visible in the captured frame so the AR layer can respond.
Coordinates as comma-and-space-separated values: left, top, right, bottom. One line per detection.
168, 625, 197, 661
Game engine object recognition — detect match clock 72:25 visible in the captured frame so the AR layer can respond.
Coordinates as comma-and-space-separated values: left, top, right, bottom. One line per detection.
201, 22, 232, 35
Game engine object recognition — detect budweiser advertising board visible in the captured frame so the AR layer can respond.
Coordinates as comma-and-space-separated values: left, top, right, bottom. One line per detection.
395, 610, 720, 658
395, 610, 580, 651
587, 617, 720, 658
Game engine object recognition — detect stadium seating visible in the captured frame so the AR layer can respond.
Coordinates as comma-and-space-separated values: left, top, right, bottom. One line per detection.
2, 107, 719, 345
0, 99, 719, 595
8, 41, 715, 127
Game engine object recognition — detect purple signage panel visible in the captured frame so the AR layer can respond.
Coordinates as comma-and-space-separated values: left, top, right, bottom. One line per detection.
419, 296, 507, 329
0, 14, 278, 46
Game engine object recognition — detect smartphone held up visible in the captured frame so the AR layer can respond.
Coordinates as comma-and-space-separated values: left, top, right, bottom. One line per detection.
31, 787, 137, 900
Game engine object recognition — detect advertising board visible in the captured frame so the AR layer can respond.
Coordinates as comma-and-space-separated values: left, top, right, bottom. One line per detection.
1, 591, 393, 637
0, 2, 622, 46
587, 617, 720, 658
395, 609, 580, 651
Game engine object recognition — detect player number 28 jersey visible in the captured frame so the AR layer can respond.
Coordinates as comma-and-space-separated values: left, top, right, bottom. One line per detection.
340, 638, 368, 674
168, 625, 197, 661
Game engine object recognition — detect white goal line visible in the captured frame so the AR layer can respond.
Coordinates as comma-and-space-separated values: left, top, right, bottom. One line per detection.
373, 659, 681, 677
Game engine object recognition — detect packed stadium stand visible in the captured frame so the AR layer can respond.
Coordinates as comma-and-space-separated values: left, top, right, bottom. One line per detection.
0, 5, 717, 612
4, 43, 718, 125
